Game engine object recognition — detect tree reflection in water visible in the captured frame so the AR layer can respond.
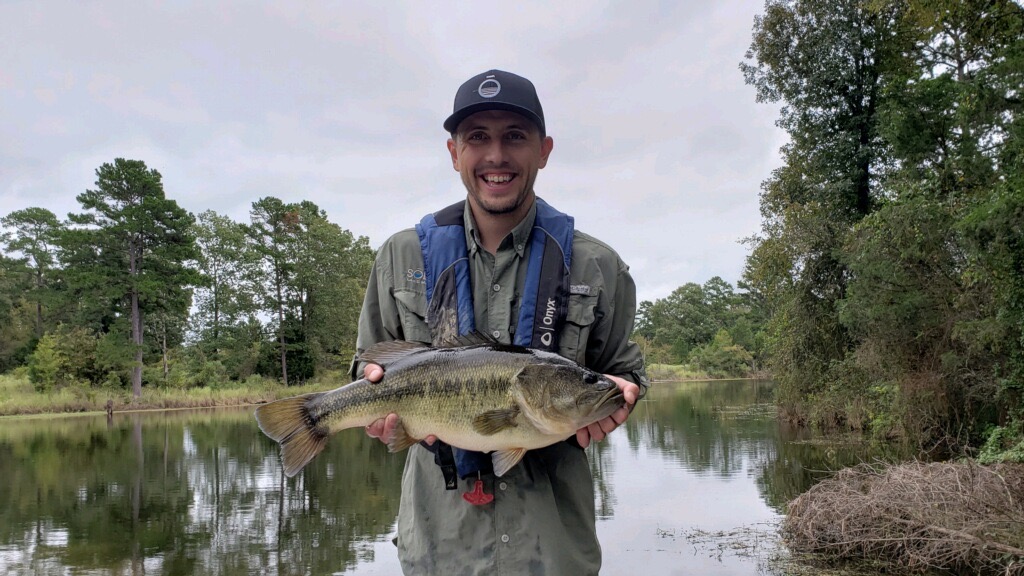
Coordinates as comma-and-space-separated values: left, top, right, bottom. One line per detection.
0, 384, 898, 575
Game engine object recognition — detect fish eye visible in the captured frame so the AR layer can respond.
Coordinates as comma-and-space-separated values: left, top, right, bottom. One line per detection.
583, 372, 599, 385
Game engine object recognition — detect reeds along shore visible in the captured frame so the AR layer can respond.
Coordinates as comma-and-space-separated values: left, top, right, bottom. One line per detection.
783, 460, 1024, 575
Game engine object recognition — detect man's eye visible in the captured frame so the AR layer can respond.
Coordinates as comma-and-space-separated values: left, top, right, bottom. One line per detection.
467, 133, 486, 141
506, 132, 526, 140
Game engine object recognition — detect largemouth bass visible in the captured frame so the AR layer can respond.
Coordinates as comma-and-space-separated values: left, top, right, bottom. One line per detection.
255, 339, 626, 477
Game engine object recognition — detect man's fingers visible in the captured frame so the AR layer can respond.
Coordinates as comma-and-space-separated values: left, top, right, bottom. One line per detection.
365, 418, 385, 439
365, 412, 400, 443
587, 422, 606, 443
610, 406, 630, 426
623, 384, 639, 405
382, 413, 399, 439
364, 363, 384, 382
576, 428, 591, 449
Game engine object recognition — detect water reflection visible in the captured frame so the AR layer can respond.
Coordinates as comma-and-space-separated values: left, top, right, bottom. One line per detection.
0, 381, 889, 575
0, 409, 403, 575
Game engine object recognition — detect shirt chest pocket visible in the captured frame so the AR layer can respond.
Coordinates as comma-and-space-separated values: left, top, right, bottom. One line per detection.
394, 289, 432, 345
559, 293, 598, 365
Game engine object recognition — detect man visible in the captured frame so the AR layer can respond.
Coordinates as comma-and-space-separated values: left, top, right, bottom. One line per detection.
351, 69, 648, 575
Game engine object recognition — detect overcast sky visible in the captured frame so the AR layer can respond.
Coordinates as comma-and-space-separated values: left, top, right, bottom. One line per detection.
1, 1, 785, 304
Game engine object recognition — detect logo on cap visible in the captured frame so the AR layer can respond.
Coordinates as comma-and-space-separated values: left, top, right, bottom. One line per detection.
478, 76, 501, 98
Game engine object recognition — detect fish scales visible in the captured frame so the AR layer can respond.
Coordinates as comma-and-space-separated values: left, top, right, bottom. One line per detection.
255, 340, 626, 477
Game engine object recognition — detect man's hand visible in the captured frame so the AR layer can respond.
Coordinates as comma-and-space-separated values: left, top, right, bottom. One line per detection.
363, 363, 438, 446
575, 374, 639, 449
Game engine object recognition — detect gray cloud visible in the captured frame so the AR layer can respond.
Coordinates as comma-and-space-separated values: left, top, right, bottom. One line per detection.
1, 0, 784, 304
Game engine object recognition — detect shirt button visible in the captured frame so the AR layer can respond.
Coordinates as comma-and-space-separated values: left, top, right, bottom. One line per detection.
499, 482, 507, 491
492, 284, 501, 292
516, 244, 524, 251
501, 534, 510, 543
492, 330, 501, 339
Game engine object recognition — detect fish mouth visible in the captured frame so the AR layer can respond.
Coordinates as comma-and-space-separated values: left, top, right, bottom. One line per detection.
581, 385, 625, 418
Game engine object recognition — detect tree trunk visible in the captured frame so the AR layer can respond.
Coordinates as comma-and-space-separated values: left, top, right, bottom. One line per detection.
35, 268, 43, 338
276, 266, 288, 386
162, 323, 169, 384
130, 242, 143, 398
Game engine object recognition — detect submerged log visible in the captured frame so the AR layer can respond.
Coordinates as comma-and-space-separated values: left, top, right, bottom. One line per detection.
783, 460, 1024, 575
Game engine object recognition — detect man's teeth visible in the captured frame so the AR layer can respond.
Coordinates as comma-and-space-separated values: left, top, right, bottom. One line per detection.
483, 174, 513, 183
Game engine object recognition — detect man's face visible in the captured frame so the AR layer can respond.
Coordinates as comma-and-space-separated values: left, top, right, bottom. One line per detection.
447, 110, 554, 217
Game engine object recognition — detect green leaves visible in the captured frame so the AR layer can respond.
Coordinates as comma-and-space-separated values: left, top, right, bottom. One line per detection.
743, 0, 1024, 448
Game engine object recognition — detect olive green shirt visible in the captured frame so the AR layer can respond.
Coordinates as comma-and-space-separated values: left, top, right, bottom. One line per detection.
352, 199, 647, 576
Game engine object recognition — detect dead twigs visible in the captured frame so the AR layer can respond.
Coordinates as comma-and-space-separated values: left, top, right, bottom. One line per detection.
783, 460, 1024, 574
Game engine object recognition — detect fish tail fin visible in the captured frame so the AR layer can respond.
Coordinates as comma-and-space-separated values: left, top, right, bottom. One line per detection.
255, 393, 329, 477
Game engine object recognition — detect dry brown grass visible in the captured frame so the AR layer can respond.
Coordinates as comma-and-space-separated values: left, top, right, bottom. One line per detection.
783, 460, 1024, 575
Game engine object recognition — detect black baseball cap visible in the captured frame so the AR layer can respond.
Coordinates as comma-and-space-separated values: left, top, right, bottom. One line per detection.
443, 70, 546, 136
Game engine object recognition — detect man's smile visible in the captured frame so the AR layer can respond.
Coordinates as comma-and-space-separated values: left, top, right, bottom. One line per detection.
481, 173, 516, 185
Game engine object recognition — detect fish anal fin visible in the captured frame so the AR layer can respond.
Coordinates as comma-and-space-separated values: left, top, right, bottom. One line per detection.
472, 406, 521, 435
386, 417, 420, 453
492, 448, 528, 477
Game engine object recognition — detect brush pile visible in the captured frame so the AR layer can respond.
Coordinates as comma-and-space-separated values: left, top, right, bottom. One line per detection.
783, 460, 1024, 574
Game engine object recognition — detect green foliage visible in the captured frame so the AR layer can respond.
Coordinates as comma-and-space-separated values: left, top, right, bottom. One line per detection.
26, 333, 65, 392
742, 0, 1024, 451
636, 277, 763, 364
65, 158, 202, 397
689, 330, 754, 378
979, 425, 1024, 464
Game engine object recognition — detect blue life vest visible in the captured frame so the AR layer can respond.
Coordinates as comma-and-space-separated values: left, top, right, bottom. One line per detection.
415, 198, 574, 482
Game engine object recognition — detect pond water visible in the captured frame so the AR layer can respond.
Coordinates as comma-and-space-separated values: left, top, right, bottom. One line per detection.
0, 380, 881, 575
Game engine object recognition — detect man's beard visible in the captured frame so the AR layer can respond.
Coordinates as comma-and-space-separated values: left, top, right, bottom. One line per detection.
474, 187, 531, 215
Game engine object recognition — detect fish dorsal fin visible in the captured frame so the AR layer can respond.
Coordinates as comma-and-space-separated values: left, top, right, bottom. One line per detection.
472, 406, 521, 435
437, 331, 495, 348
492, 448, 528, 477
437, 332, 534, 356
358, 340, 428, 367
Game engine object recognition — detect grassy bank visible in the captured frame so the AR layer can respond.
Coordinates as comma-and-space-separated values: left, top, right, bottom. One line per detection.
0, 372, 351, 418
1, 364, 766, 418
646, 363, 764, 382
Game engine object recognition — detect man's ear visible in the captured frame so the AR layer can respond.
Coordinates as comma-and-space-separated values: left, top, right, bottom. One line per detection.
538, 136, 554, 169
447, 138, 460, 171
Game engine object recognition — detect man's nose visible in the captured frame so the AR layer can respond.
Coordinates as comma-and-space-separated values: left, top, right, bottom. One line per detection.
482, 140, 506, 164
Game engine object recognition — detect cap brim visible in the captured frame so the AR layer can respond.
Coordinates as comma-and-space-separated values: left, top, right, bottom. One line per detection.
443, 102, 545, 134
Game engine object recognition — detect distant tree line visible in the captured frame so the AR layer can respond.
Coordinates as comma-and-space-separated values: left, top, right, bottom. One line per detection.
0, 158, 374, 397
741, 0, 1024, 457
634, 276, 766, 378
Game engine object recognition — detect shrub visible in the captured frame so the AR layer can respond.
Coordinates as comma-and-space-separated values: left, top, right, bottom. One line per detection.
27, 333, 65, 392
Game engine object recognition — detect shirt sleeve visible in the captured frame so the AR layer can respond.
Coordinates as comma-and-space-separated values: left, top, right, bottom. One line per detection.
587, 256, 650, 398
348, 243, 402, 380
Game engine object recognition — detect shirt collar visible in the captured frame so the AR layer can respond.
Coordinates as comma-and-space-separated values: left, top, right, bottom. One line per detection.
463, 199, 537, 258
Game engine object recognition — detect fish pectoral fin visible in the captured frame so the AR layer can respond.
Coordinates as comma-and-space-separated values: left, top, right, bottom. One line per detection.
492, 448, 528, 477
386, 418, 420, 453
472, 407, 521, 435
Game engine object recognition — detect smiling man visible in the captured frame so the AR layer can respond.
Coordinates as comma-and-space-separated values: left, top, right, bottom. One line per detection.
352, 70, 648, 575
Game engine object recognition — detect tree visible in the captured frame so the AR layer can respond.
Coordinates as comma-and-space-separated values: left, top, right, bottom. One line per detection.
191, 210, 258, 376
635, 277, 747, 364
742, 0, 1024, 448
245, 197, 301, 385
1, 207, 64, 338
0, 255, 34, 372
740, 0, 906, 416
245, 198, 375, 383
291, 202, 374, 370
65, 159, 200, 398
